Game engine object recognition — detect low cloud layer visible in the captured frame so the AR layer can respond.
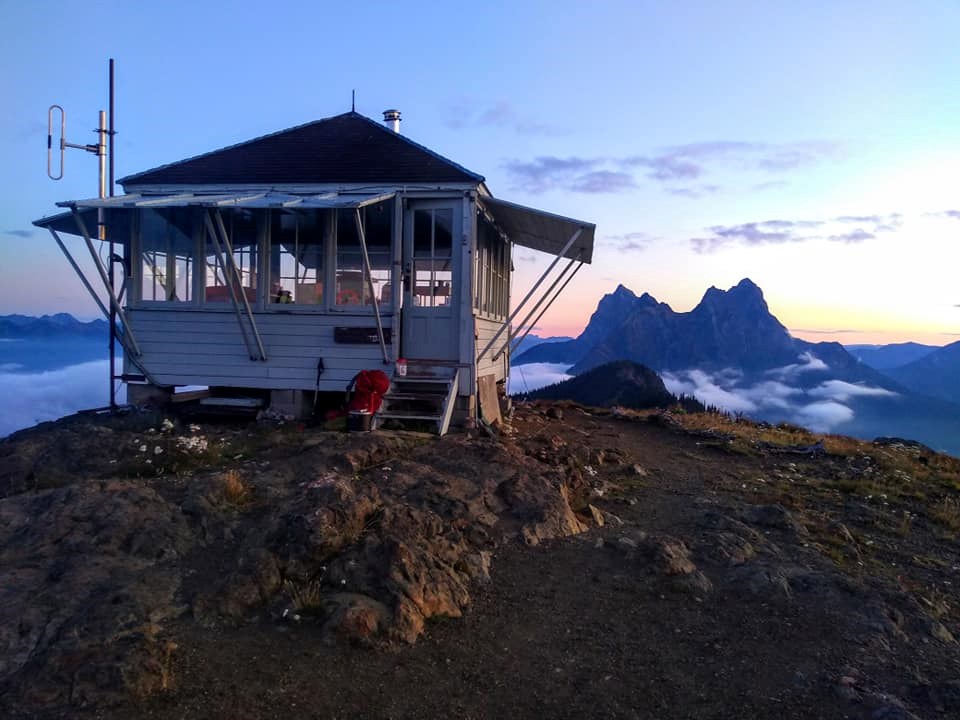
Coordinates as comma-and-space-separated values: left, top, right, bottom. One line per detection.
0, 360, 125, 437
691, 213, 903, 253
507, 363, 573, 395
662, 358, 896, 433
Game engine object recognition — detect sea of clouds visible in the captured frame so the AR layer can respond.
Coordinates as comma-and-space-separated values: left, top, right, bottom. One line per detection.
509, 352, 897, 434
662, 355, 896, 432
507, 362, 574, 395
0, 358, 124, 437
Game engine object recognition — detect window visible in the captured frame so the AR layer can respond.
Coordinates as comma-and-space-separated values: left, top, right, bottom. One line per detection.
268, 210, 325, 305
335, 201, 393, 307
413, 207, 453, 308
139, 208, 196, 302
204, 209, 259, 304
475, 219, 507, 318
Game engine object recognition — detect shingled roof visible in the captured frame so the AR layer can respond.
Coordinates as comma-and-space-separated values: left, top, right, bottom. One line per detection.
119, 111, 484, 187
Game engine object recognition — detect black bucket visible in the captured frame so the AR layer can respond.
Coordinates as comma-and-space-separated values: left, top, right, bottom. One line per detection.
347, 410, 373, 432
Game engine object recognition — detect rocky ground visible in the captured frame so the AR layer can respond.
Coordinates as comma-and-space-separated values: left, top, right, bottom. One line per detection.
1, 402, 958, 719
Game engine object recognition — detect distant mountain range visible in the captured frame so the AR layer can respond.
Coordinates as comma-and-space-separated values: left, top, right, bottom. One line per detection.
0, 314, 108, 339
510, 333, 574, 358
844, 342, 938, 370
514, 279, 960, 456
886, 340, 960, 406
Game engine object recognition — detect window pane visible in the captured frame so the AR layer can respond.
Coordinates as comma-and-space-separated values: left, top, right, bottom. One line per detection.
269, 210, 324, 305
336, 202, 393, 306
140, 208, 195, 302
205, 209, 259, 304
434, 209, 453, 254
413, 209, 432, 257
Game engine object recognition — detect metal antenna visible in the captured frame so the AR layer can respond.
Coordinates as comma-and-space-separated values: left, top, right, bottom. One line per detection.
352, 89, 355, 112
46, 59, 119, 409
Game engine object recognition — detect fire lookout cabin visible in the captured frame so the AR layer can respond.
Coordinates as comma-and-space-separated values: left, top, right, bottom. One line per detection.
34, 110, 595, 433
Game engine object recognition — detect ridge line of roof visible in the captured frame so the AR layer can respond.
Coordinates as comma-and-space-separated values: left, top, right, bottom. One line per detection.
118, 110, 484, 186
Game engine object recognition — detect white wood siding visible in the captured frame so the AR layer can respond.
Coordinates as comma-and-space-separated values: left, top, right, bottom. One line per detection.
128, 309, 394, 390
475, 316, 508, 383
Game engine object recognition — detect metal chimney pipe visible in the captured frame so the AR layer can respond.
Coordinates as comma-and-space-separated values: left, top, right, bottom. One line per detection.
382, 109, 401, 133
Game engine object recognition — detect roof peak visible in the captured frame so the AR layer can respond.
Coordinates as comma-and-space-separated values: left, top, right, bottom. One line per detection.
119, 110, 483, 187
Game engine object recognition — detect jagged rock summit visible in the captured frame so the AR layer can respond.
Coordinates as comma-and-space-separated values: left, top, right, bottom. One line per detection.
514, 278, 798, 373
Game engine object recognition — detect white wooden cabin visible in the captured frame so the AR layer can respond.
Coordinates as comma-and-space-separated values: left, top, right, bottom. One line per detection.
34, 110, 595, 433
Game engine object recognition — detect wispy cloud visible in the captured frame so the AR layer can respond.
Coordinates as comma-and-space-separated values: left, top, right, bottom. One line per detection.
502, 156, 605, 193
753, 180, 789, 192
5, 229, 34, 239
503, 138, 838, 196
625, 140, 838, 181
602, 231, 657, 253
446, 99, 555, 135
666, 184, 720, 199
569, 170, 636, 194
927, 210, 960, 221
766, 352, 828, 379
828, 229, 875, 243
691, 213, 903, 253
808, 380, 897, 402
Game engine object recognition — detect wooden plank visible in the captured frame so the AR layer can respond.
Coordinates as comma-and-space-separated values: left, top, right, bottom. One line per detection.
171, 389, 210, 403
129, 310, 396, 331
148, 374, 356, 392
477, 373, 501, 426
141, 350, 382, 368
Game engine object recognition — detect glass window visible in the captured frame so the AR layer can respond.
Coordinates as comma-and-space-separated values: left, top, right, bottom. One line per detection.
268, 210, 325, 305
475, 219, 507, 319
139, 208, 196, 302
413, 208, 453, 308
204, 209, 259, 304
335, 201, 393, 307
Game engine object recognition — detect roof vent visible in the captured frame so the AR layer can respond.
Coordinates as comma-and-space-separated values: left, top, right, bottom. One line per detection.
382, 109, 401, 133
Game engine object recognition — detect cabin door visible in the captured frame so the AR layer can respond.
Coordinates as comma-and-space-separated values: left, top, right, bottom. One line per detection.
401, 200, 461, 361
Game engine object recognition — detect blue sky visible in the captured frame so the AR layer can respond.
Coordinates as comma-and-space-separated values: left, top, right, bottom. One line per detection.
2, 0, 959, 343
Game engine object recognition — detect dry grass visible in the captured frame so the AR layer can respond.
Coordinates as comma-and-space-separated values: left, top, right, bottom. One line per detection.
896, 511, 914, 538
218, 469, 252, 506
930, 496, 960, 530
283, 579, 323, 613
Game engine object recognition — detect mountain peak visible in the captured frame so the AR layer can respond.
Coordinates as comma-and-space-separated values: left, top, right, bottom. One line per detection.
698, 278, 766, 308
637, 292, 659, 308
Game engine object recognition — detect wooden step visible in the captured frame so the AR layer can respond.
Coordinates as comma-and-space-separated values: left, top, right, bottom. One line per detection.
377, 411, 444, 422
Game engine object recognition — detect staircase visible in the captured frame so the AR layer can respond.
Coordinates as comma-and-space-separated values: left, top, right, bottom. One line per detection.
373, 362, 460, 436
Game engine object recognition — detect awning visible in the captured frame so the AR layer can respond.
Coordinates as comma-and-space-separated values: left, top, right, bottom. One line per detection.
33, 207, 133, 238
479, 196, 595, 263
33, 190, 397, 237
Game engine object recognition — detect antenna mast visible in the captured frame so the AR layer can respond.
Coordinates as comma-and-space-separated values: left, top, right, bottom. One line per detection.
46, 58, 120, 410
